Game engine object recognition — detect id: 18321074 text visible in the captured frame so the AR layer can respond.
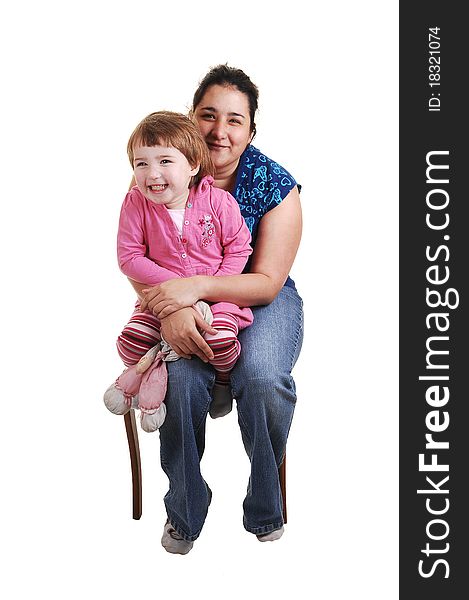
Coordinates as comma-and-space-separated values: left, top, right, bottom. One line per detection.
428, 27, 441, 112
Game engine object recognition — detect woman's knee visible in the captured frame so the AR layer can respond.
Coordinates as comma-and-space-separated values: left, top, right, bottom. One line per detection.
231, 346, 291, 387
235, 288, 304, 378
231, 347, 298, 415
165, 358, 215, 400
233, 371, 296, 409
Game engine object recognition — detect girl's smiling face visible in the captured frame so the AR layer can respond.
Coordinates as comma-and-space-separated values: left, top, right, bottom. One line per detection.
132, 144, 199, 209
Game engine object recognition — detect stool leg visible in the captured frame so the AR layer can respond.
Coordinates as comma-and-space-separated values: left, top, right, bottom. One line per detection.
279, 453, 287, 524
124, 410, 142, 520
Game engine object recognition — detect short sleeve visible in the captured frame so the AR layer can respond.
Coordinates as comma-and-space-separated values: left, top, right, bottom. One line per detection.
233, 145, 299, 244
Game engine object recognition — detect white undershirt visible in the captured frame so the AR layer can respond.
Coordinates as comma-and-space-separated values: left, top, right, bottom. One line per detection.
167, 208, 185, 236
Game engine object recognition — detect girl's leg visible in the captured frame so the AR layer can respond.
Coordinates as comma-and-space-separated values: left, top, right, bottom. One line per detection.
203, 312, 240, 418
116, 305, 161, 367
159, 357, 215, 542
105, 307, 161, 415
204, 312, 240, 383
230, 285, 304, 536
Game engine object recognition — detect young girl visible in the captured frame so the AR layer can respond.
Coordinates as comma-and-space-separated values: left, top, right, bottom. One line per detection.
105, 111, 253, 429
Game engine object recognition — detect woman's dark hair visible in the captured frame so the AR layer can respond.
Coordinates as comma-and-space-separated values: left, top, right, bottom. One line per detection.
191, 64, 259, 135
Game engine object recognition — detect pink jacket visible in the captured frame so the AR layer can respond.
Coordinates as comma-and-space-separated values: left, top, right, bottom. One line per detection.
118, 176, 253, 286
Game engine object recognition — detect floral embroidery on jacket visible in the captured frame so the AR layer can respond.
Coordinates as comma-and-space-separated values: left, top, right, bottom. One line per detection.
199, 214, 215, 247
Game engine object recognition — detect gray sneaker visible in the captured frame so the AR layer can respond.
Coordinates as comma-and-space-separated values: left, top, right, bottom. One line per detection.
161, 521, 194, 555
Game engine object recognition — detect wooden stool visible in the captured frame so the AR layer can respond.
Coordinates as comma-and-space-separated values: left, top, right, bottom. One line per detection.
123, 410, 287, 523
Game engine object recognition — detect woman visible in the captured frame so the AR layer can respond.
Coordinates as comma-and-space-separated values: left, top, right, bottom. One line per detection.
132, 65, 303, 554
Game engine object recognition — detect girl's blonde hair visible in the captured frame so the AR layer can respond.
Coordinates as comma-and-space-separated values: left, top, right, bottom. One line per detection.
127, 111, 214, 187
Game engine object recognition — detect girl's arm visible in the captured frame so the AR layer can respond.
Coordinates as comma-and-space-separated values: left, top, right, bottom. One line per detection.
119, 190, 181, 286
141, 187, 302, 317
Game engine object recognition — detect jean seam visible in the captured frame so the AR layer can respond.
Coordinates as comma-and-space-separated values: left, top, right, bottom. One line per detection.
193, 370, 216, 435
243, 519, 284, 535
166, 514, 202, 542
165, 484, 212, 542
288, 301, 304, 373
235, 395, 253, 459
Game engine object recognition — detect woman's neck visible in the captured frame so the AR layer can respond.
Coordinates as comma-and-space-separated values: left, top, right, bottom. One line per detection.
213, 163, 238, 192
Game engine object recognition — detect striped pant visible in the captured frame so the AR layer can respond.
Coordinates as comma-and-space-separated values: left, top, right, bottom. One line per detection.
117, 307, 241, 383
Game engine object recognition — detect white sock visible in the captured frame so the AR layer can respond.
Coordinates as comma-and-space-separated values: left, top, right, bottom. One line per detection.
257, 526, 284, 542
161, 521, 194, 555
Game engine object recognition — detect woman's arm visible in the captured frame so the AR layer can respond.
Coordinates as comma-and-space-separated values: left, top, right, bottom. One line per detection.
128, 278, 147, 301
128, 280, 217, 360
141, 187, 302, 317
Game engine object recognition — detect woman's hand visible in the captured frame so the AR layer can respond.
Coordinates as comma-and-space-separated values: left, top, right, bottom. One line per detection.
140, 277, 203, 318
160, 307, 216, 362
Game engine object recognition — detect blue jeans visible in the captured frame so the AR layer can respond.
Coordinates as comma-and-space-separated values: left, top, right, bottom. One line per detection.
159, 285, 304, 541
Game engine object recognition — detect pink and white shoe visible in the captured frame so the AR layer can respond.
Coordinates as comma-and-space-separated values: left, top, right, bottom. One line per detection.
103, 367, 142, 415
103, 345, 161, 416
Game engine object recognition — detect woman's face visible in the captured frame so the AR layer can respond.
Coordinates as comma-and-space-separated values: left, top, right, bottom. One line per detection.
193, 84, 253, 174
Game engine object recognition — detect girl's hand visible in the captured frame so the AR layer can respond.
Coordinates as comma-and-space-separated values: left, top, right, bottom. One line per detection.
140, 277, 203, 318
160, 307, 216, 362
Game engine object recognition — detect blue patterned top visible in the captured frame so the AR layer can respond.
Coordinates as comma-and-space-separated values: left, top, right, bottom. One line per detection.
232, 144, 298, 287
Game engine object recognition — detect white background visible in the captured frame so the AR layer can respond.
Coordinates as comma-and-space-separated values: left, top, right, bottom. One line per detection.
1, 1, 398, 598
